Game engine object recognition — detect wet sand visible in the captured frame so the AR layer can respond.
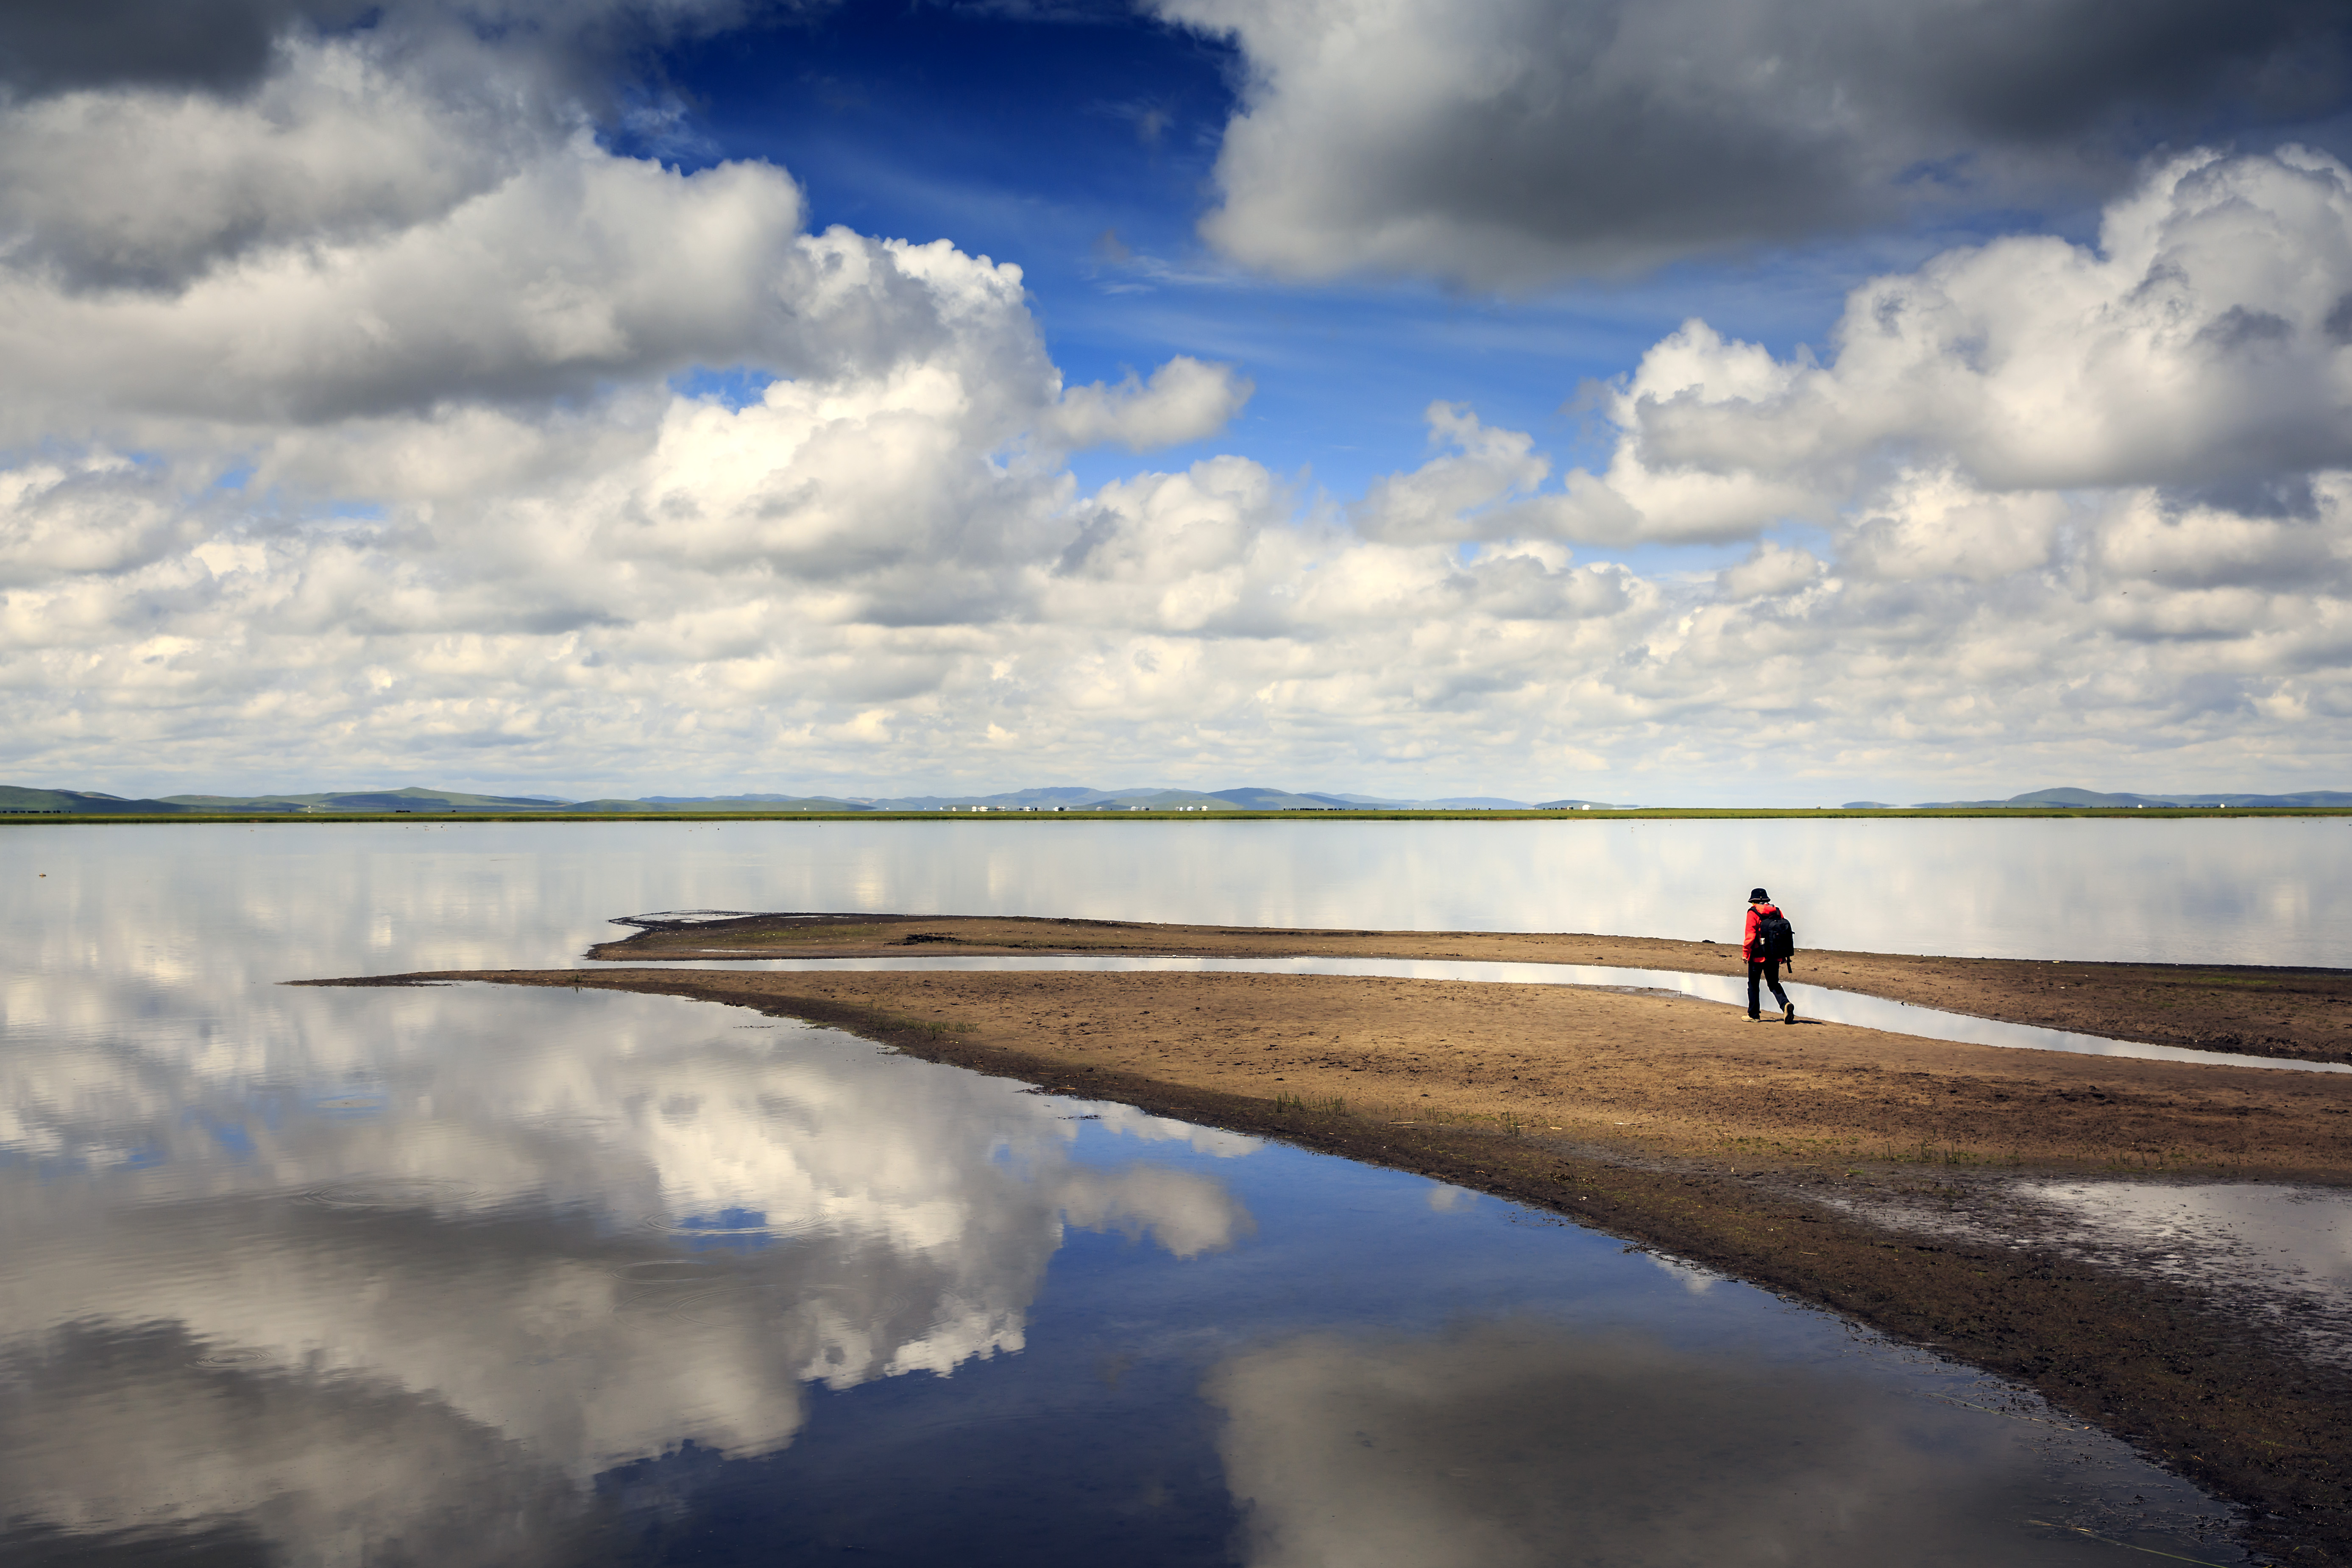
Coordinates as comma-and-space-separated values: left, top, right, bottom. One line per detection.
311, 914, 2352, 1562
595, 913, 2352, 1067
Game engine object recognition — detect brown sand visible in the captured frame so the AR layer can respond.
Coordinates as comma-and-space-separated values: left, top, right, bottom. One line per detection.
308, 916, 2352, 1561
597, 913, 2352, 1066
561, 954, 2352, 1181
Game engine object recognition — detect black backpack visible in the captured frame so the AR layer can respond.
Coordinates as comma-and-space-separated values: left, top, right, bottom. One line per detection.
1754, 910, 1795, 961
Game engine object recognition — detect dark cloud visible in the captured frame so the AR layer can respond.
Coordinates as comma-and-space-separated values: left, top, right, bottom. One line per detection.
2324, 291, 2352, 343
1159, 0, 2352, 287
1894, 0, 2350, 142
0, 0, 799, 105
0, 0, 366, 97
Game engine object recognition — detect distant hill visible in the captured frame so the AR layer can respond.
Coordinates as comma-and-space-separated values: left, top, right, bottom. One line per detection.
1909, 788, 2352, 809
1207, 787, 1356, 811
599, 785, 1558, 812
72, 780, 2344, 815
6, 782, 1574, 815
1, 785, 194, 815
159, 786, 570, 813
564, 796, 873, 813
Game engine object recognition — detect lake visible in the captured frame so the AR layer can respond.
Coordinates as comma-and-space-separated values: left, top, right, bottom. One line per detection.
11, 815, 2349, 975
1, 819, 2321, 1564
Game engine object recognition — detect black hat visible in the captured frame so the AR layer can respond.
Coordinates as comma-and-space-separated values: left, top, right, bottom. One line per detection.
1748, 887, 1769, 901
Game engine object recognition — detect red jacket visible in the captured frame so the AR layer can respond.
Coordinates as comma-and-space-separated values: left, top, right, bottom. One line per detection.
1742, 903, 1787, 963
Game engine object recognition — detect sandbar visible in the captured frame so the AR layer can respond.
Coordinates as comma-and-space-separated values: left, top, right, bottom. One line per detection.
309, 914, 2352, 1561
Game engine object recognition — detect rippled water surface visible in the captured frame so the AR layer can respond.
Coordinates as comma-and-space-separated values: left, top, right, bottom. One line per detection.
0, 821, 2318, 1563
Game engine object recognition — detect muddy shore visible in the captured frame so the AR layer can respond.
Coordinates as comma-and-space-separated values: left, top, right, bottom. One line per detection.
309, 915, 2352, 1562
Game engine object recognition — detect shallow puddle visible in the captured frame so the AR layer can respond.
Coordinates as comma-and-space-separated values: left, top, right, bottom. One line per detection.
669, 951, 2352, 1075
2012, 1181, 2352, 1368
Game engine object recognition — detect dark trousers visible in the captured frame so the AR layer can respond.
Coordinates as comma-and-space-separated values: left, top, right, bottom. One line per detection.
1747, 959, 1789, 1017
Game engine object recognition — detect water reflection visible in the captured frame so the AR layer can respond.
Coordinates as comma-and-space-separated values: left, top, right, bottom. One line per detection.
1209, 1320, 2236, 1568
2016, 1181, 2352, 1365
0, 1320, 604, 1567
0, 972, 2257, 1563
6, 815, 2352, 966
0, 825, 2293, 1562
0, 988, 1252, 1560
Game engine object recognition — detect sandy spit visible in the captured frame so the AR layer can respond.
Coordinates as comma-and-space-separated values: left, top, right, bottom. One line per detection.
596, 913, 2352, 1067
306, 914, 2352, 1563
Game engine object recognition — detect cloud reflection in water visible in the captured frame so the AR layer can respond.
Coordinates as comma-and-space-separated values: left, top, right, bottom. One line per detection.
0, 987, 1254, 1559
1208, 1319, 2229, 1568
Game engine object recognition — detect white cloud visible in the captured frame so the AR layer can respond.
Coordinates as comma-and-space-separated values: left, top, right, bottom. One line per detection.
4, 19, 2352, 802
0, 42, 529, 295
1840, 473, 2068, 584
1, 114, 913, 429
1042, 355, 1254, 452
1352, 403, 1551, 544
1582, 148, 2352, 546
1153, 0, 2352, 289
1715, 541, 1823, 601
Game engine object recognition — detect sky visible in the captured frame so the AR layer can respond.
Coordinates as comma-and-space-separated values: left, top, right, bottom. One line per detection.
4, 0, 2352, 805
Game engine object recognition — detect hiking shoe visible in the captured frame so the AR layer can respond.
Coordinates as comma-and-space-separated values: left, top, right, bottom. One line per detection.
1783, 1003, 1797, 1025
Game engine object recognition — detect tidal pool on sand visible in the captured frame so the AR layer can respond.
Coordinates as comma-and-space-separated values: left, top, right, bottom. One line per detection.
0, 983, 2249, 1565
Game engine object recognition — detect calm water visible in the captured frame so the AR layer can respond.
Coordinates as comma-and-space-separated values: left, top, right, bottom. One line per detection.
2, 820, 2323, 1564
7, 815, 2352, 969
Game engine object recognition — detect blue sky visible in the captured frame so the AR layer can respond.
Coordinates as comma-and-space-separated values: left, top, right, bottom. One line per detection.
644, 4, 2004, 521
3, 0, 2352, 802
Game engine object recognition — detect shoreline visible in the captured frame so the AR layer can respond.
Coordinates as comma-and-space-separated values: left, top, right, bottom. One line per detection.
304, 919, 2352, 1562
17, 805, 2352, 825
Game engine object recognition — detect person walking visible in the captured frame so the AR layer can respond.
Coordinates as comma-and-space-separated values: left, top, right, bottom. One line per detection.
1743, 888, 1796, 1023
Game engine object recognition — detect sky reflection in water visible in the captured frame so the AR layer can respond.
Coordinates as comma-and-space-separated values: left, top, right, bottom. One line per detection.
7, 814, 2352, 969
0, 824, 2296, 1562
0, 989, 2249, 1565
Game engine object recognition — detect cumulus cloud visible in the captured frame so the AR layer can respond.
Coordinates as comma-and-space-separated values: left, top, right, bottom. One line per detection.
1352, 403, 1551, 544
0, 0, 775, 102
1596, 148, 2352, 522
0, 38, 530, 293
0, 0, 365, 97
6, 13, 2352, 800
1154, 0, 2352, 288
1534, 146, 2352, 675
0, 54, 1061, 435
1043, 356, 1254, 452
1715, 540, 1823, 601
